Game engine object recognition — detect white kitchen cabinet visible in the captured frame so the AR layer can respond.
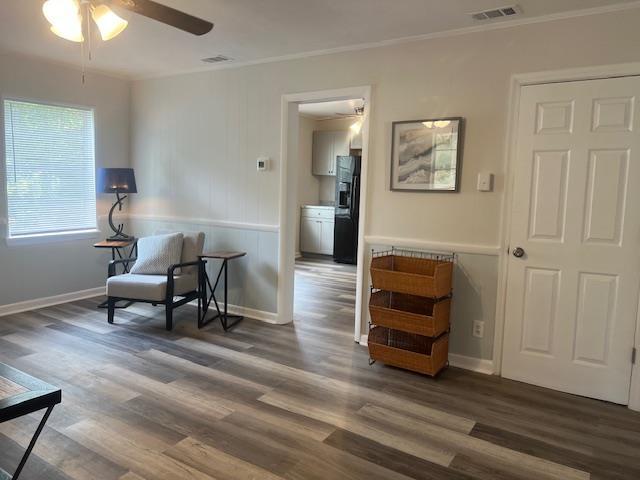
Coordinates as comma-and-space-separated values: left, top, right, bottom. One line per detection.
312, 130, 350, 176
300, 207, 334, 255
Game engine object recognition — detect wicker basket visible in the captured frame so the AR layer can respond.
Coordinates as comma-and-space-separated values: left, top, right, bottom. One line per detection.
368, 326, 449, 376
370, 254, 453, 298
369, 290, 450, 337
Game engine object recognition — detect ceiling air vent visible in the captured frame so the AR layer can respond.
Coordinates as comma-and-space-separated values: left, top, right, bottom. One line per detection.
201, 55, 232, 64
470, 5, 522, 21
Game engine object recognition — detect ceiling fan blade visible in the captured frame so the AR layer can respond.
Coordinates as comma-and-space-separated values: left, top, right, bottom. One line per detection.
111, 0, 213, 36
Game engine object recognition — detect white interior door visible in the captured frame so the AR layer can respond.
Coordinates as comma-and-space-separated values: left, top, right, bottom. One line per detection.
502, 76, 640, 404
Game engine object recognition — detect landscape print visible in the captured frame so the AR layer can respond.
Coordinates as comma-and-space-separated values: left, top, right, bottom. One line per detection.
391, 118, 462, 192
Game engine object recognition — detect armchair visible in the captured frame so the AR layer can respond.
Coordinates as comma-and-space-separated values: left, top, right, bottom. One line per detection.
106, 231, 205, 330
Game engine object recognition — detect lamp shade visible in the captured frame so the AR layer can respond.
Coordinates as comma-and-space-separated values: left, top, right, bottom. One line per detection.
97, 168, 137, 194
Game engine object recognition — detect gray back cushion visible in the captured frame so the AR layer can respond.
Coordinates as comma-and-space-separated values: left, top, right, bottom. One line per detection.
130, 233, 184, 275
181, 231, 205, 274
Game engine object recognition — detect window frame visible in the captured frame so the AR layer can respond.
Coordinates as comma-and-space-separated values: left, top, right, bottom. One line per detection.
1, 96, 100, 246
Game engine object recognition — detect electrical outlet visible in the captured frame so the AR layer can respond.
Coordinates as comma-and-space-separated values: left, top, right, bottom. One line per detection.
472, 320, 485, 338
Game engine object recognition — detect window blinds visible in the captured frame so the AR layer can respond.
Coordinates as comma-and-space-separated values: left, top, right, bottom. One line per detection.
4, 99, 97, 237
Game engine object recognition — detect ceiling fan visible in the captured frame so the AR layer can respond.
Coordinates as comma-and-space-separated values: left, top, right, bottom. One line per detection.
42, 0, 213, 43
332, 105, 365, 119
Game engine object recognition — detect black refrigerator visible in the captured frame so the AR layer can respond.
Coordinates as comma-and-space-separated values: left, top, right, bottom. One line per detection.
333, 156, 361, 264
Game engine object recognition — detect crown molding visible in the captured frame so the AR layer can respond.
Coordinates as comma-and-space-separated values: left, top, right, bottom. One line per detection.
134, 1, 640, 81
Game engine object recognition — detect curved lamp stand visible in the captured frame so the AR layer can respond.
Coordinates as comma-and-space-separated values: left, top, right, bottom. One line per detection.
107, 191, 133, 241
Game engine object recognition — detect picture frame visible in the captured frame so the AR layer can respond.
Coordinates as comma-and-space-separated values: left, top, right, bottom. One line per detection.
390, 117, 464, 192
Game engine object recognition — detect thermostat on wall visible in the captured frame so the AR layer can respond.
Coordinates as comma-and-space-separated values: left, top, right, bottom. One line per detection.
257, 156, 270, 171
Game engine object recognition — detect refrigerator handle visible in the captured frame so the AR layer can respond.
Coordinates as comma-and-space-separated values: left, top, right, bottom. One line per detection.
350, 176, 358, 217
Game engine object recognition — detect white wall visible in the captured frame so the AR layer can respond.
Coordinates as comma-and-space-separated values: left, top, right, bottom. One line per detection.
130, 8, 640, 360
0, 53, 130, 307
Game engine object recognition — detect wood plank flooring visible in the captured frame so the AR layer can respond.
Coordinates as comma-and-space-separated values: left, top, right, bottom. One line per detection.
0, 255, 639, 479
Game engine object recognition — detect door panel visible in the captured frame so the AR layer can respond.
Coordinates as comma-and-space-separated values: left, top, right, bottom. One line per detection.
503, 76, 640, 404
583, 149, 628, 244
521, 267, 560, 356
528, 150, 569, 242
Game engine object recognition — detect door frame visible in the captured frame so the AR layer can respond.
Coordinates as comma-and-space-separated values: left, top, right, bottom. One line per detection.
494, 62, 640, 410
278, 86, 372, 341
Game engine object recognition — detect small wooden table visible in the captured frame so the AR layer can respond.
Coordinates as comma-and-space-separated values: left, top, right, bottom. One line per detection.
94, 239, 138, 309
94, 238, 138, 267
198, 251, 247, 331
0, 363, 61, 480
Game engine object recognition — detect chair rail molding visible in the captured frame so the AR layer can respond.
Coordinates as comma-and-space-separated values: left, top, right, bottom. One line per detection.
128, 213, 279, 233
364, 235, 501, 256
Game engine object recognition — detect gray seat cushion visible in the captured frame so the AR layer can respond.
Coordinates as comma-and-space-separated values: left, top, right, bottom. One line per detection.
130, 233, 184, 275
107, 273, 197, 301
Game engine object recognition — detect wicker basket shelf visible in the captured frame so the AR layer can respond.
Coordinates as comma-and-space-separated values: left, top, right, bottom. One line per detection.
370, 253, 453, 298
368, 327, 449, 376
369, 290, 450, 337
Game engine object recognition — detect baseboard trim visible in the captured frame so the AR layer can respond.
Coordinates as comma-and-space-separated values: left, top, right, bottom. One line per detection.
358, 335, 494, 375
226, 304, 281, 324
449, 354, 495, 375
0, 287, 105, 317
187, 300, 282, 325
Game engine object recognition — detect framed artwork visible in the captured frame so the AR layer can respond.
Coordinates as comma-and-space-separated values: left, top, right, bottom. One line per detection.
390, 117, 464, 192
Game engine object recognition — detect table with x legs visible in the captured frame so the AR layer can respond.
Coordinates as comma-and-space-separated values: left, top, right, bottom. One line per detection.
198, 251, 247, 331
0, 363, 61, 480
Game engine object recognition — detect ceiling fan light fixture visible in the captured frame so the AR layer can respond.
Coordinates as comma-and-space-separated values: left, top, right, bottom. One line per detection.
43, 0, 84, 42
91, 4, 128, 41
350, 119, 363, 134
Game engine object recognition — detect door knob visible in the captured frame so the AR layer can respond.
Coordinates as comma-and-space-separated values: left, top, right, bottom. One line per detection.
512, 247, 525, 258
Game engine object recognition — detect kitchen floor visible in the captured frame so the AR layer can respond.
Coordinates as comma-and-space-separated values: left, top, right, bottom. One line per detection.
294, 255, 357, 330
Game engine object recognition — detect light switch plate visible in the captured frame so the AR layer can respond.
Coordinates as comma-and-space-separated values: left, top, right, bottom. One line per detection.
477, 172, 493, 192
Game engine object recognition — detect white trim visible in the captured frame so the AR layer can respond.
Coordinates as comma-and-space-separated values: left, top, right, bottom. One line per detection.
495, 62, 640, 410
129, 213, 279, 233
5, 229, 100, 246
187, 300, 281, 325
279, 86, 372, 340
359, 335, 494, 375
226, 304, 281, 325
364, 235, 501, 256
136, 2, 640, 81
448, 354, 495, 376
0, 287, 105, 317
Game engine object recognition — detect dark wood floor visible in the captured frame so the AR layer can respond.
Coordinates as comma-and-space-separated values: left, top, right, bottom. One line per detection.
0, 256, 639, 479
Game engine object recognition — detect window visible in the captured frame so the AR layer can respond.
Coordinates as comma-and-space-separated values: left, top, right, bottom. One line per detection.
3, 99, 97, 241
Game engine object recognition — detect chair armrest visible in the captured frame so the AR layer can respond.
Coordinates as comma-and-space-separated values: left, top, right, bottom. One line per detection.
108, 258, 137, 277
165, 260, 204, 302
167, 260, 203, 277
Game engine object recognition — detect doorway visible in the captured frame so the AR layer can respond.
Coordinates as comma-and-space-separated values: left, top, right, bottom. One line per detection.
294, 99, 364, 331
278, 86, 371, 341
501, 75, 640, 404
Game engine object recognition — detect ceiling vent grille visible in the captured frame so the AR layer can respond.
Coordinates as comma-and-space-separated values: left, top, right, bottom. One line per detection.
201, 55, 232, 64
471, 5, 522, 21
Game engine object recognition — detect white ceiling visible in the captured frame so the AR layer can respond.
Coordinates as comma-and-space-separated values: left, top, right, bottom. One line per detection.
299, 99, 365, 120
0, 0, 637, 79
